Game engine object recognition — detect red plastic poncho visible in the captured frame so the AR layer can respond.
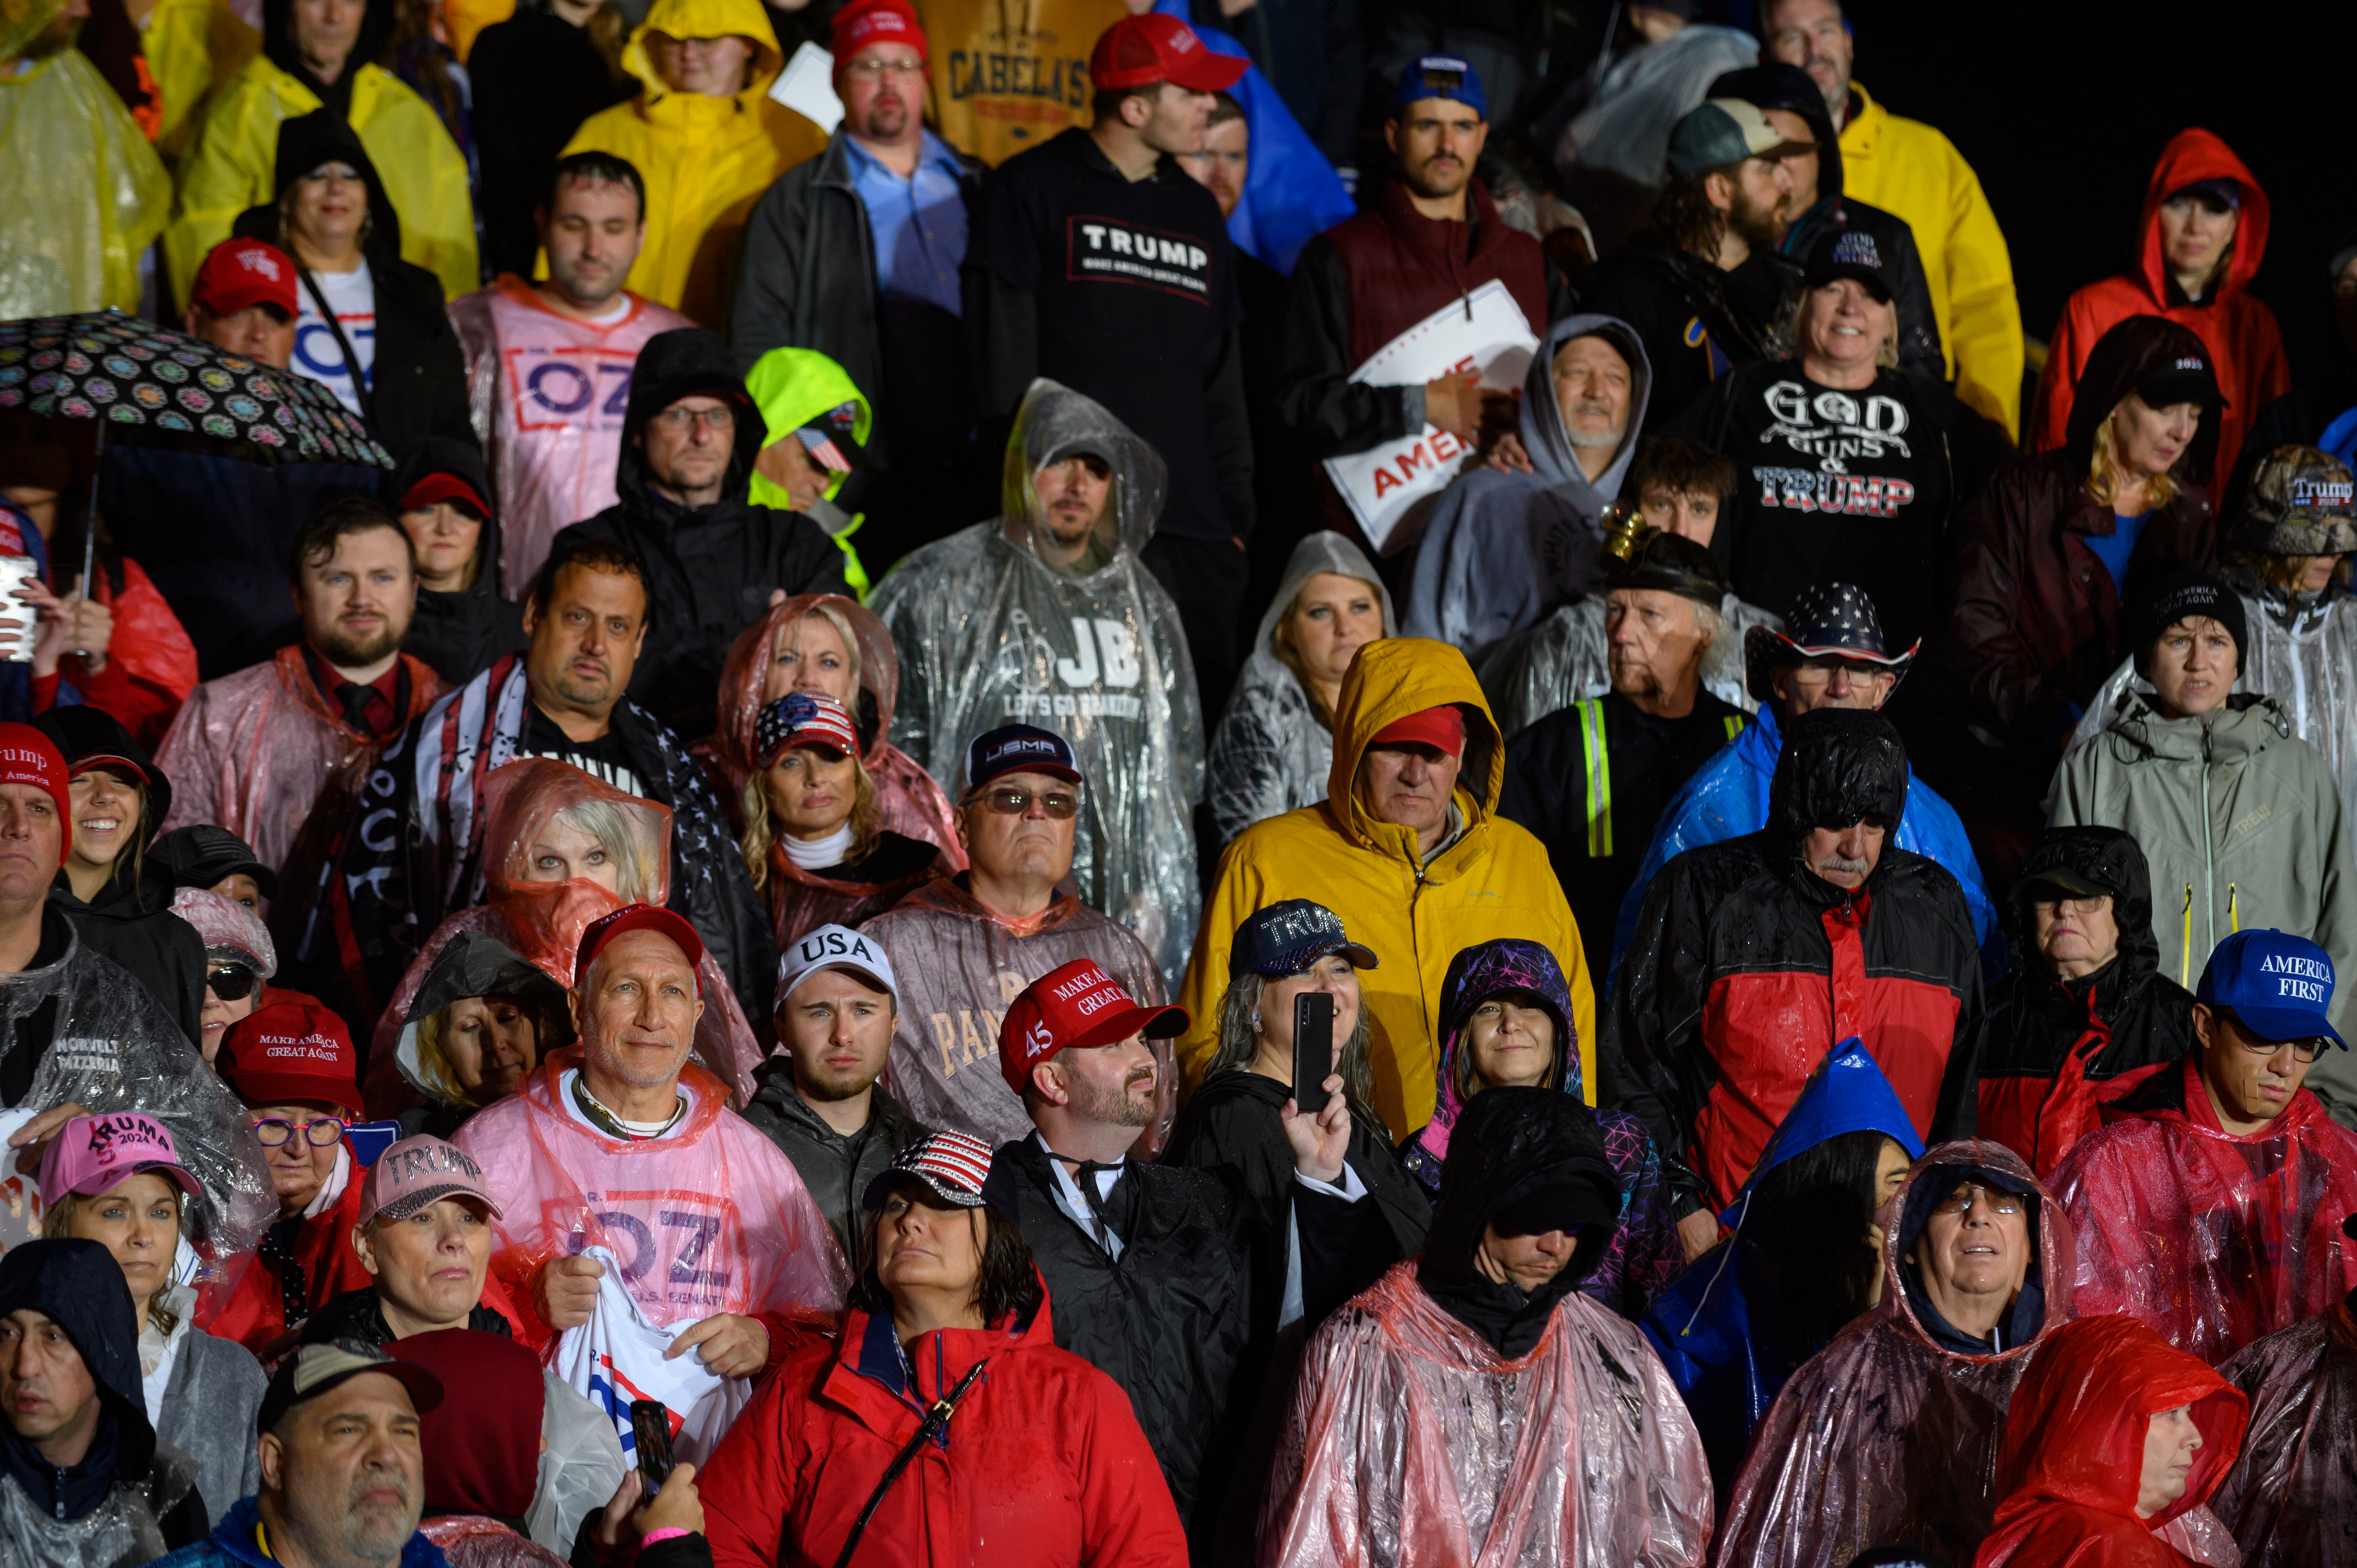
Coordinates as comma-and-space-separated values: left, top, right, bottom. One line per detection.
195, 1149, 376, 1356
702, 595, 965, 868
155, 646, 441, 875
368, 758, 767, 1111
2050, 1056, 2357, 1366
28, 558, 199, 747
1975, 1314, 2247, 1568
1258, 1261, 1711, 1568
2210, 1297, 2357, 1565
1712, 1140, 2077, 1568
451, 1047, 848, 1353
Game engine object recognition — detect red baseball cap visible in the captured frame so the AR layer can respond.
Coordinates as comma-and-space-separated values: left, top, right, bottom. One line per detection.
217, 1000, 363, 1117
998, 958, 1186, 1097
1089, 14, 1247, 94
574, 903, 705, 995
1368, 705, 1465, 758
831, 0, 926, 64
0, 724, 71, 861
191, 238, 298, 320
399, 471, 491, 520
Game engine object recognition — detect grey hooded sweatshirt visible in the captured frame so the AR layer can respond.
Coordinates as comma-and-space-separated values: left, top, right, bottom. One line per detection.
1399, 314, 1653, 660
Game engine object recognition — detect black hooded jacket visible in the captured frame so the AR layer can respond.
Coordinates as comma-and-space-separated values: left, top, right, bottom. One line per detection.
1416, 1086, 1621, 1359
230, 111, 474, 457
390, 931, 572, 1136
384, 438, 528, 685
0, 1240, 205, 1543
1965, 827, 2196, 1167
552, 328, 850, 739
1604, 709, 1984, 1211
33, 708, 206, 1047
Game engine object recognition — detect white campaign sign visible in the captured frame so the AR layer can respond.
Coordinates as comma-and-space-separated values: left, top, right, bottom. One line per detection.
1321, 280, 1539, 553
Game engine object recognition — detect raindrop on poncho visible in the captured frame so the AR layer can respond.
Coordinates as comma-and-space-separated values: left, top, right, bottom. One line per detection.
867, 379, 1204, 988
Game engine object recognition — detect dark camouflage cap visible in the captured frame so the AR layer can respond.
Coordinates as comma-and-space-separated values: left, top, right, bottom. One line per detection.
2240, 445, 2357, 557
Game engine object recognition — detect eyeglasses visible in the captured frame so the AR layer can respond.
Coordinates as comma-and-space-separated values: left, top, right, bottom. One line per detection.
967, 786, 1079, 819
1930, 1185, 2025, 1220
2232, 1032, 2323, 1064
842, 58, 926, 80
650, 405, 735, 433
250, 1117, 347, 1148
207, 964, 258, 1001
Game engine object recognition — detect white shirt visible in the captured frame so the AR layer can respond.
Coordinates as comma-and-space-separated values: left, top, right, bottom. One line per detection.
294, 261, 377, 416
558, 1067, 692, 1141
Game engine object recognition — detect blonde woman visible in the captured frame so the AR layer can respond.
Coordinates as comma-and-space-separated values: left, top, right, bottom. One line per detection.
739, 691, 943, 950
390, 932, 576, 1138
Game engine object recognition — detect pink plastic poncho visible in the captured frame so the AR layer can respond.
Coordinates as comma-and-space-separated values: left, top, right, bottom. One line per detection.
155, 646, 441, 874
449, 276, 695, 592
1259, 1261, 1711, 1568
368, 758, 765, 1110
700, 595, 965, 867
2050, 1056, 2357, 1366
1712, 1140, 2077, 1568
2210, 1297, 2357, 1566
452, 1047, 848, 1352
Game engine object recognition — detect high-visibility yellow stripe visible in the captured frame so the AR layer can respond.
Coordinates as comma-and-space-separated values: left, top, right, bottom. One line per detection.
1724, 715, 1744, 740
1577, 698, 1612, 858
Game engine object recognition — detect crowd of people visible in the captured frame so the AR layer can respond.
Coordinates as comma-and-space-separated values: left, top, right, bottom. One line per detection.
5, 0, 2357, 1563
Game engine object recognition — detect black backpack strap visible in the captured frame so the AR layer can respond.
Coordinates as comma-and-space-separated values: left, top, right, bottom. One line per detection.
829, 1359, 988, 1568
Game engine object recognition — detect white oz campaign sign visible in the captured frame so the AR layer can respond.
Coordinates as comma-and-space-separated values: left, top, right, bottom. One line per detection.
1321, 280, 1538, 552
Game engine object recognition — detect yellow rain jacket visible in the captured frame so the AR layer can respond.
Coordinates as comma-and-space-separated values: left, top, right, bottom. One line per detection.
913, 0, 1131, 167
0, 8, 172, 317
1839, 81, 2023, 439
166, 53, 477, 301
1178, 637, 1597, 1140
141, 0, 258, 160
559, 0, 825, 327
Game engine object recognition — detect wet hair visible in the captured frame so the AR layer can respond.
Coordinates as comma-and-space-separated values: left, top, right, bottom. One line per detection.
1207, 968, 1379, 1115
850, 1181, 1045, 1326
1740, 1127, 1896, 1363
1629, 437, 1739, 506
540, 150, 647, 226
45, 1184, 185, 1338
740, 752, 881, 891
288, 496, 415, 583
1651, 169, 1731, 261
527, 533, 655, 636
2086, 396, 2185, 510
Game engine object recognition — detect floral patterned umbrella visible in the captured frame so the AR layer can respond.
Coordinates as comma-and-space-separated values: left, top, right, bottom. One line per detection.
0, 306, 392, 468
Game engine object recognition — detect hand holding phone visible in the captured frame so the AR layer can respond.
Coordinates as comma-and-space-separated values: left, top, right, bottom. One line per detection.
630, 1399, 676, 1492
1292, 991, 1335, 1112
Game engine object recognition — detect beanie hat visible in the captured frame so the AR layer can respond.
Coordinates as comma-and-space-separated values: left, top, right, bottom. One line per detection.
2129, 571, 2246, 673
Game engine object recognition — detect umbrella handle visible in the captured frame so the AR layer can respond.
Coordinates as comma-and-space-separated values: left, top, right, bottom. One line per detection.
79, 424, 99, 658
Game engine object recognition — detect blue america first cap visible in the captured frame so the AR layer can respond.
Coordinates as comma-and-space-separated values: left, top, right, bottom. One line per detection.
961, 723, 1082, 794
1392, 54, 1486, 118
1230, 899, 1378, 978
2197, 929, 2346, 1048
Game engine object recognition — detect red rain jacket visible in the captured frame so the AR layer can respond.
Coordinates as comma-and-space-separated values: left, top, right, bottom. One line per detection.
2051, 1056, 2357, 1366
2032, 129, 2290, 509
28, 558, 199, 747
195, 1166, 376, 1356
1974, 1314, 2247, 1567
696, 1287, 1187, 1568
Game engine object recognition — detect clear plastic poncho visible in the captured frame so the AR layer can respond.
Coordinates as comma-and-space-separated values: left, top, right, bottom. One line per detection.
369, 758, 767, 1110
2212, 1298, 2357, 1566
1711, 1141, 2076, 1568
0, 1450, 200, 1568
1258, 1261, 1712, 1568
867, 379, 1205, 988
450, 1048, 849, 1342
1479, 591, 1781, 738
0, 0, 171, 317
527, 1372, 629, 1557
1558, 26, 1760, 188
1205, 531, 1394, 850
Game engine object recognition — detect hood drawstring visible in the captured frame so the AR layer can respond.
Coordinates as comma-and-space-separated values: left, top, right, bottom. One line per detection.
2180, 884, 2196, 985
1677, 1190, 1748, 1339
2227, 883, 2239, 934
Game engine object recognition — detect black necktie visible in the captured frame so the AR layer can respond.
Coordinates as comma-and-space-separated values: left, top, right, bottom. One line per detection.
336, 681, 376, 733
1059, 1156, 1127, 1240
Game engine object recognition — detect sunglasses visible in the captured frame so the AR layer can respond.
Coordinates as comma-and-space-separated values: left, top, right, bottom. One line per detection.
966, 786, 1079, 820
250, 1116, 347, 1148
207, 965, 258, 1001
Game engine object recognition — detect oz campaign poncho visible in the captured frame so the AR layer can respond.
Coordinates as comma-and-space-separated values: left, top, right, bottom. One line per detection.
1400, 315, 1654, 661
1182, 637, 1595, 1140
1606, 700, 1998, 989
1479, 590, 1780, 736
693, 1288, 1188, 1568
371, 758, 766, 1110
1259, 1088, 1712, 1568
449, 276, 696, 593
2210, 1296, 2357, 1566
1205, 531, 1394, 849
868, 379, 1205, 989
2051, 1053, 2357, 1366
0, 7, 170, 318
702, 595, 966, 870
1976, 1314, 2248, 1568
1712, 1140, 2076, 1568
452, 1048, 848, 1351
557, 0, 826, 325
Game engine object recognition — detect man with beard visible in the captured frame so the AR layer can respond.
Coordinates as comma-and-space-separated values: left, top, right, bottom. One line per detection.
157, 499, 441, 880
1498, 526, 1742, 963
1277, 56, 1569, 556
1577, 98, 1811, 436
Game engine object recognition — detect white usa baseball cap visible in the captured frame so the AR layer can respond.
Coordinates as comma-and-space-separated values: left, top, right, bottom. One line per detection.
777, 924, 897, 1003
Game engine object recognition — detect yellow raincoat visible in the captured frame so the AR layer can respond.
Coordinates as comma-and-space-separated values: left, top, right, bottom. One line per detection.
0, 0, 172, 317
558, 0, 825, 327
1178, 637, 1597, 1140
141, 0, 258, 160
166, 53, 477, 302
1839, 81, 2024, 439
912, 0, 1129, 166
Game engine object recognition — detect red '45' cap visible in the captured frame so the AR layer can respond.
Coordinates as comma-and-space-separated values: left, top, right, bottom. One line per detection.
997, 958, 1186, 1097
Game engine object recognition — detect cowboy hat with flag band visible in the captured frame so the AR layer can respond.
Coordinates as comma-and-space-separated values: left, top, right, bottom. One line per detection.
1744, 581, 1919, 703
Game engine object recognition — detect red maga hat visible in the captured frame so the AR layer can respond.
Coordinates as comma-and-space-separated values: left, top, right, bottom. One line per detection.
1089, 13, 1247, 94
217, 1000, 362, 1116
997, 958, 1185, 1097
191, 238, 298, 320
574, 903, 705, 994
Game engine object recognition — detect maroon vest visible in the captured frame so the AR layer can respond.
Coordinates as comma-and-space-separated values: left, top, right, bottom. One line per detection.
1329, 178, 1551, 366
